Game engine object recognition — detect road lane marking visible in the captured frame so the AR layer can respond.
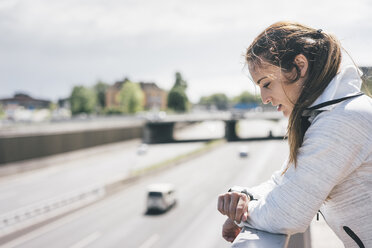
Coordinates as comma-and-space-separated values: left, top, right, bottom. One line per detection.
0, 186, 105, 239
0, 191, 15, 202
0, 198, 107, 248
139, 234, 159, 248
1, 185, 150, 248
69, 232, 102, 248
0, 213, 79, 248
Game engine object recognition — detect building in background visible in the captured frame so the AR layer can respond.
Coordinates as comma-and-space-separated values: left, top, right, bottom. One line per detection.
139, 82, 167, 110
0, 93, 51, 109
105, 80, 126, 108
105, 79, 167, 110
0, 93, 52, 121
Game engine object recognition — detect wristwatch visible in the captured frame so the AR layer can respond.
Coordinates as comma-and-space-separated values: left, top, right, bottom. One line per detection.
228, 186, 255, 201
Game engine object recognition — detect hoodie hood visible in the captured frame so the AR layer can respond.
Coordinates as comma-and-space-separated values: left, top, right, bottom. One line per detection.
308, 65, 363, 110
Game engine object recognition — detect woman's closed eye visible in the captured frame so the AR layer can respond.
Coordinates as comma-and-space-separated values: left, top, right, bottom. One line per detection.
263, 82, 271, 88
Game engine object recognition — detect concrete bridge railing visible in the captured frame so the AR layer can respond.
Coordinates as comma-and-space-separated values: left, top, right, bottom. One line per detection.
232, 227, 289, 248
232, 227, 311, 248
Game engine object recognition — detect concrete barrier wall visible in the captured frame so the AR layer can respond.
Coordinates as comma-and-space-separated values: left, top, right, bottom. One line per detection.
0, 126, 143, 164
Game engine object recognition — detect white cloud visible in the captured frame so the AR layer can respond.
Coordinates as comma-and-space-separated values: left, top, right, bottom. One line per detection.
0, 0, 371, 101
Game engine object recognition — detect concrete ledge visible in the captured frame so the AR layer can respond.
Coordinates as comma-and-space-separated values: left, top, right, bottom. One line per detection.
232, 227, 289, 248
232, 227, 311, 248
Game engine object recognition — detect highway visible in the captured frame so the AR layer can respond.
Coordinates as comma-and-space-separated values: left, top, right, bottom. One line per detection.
0, 139, 210, 241
0, 140, 288, 248
0, 140, 207, 214
0, 118, 291, 247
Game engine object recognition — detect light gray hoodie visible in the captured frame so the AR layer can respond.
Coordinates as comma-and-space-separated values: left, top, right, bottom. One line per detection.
236, 65, 372, 248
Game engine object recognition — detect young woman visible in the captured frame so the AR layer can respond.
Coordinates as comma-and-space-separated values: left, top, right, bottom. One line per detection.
217, 21, 372, 247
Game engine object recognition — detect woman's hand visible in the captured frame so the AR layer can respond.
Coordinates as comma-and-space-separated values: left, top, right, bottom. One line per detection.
217, 191, 249, 223
222, 218, 242, 243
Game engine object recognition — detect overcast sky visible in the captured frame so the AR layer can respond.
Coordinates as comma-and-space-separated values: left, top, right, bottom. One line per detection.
0, 0, 371, 103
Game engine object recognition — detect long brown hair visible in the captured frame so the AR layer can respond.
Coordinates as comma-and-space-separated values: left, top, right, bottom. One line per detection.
246, 21, 342, 171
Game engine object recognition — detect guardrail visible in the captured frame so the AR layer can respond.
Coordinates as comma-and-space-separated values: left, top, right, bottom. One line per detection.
0, 184, 106, 238
232, 227, 311, 248
232, 227, 289, 248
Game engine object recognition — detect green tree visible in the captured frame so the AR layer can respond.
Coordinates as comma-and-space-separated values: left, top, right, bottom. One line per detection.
0, 104, 4, 119
199, 93, 229, 110
362, 79, 372, 95
94, 81, 109, 111
199, 96, 210, 106
232, 91, 261, 104
104, 106, 124, 115
174, 71, 187, 90
49, 102, 57, 111
117, 81, 144, 114
361, 67, 372, 95
167, 72, 189, 112
69, 86, 97, 115
167, 87, 188, 112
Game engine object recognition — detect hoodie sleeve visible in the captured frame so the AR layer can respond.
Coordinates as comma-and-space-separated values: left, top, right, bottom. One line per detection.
242, 166, 284, 200
240, 108, 372, 234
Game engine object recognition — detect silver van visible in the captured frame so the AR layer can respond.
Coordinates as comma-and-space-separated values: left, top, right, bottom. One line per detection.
146, 183, 176, 212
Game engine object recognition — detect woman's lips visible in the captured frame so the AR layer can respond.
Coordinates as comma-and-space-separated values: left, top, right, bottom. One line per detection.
277, 104, 282, 111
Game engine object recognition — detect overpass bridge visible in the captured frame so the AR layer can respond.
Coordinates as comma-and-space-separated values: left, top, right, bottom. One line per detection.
0, 111, 284, 164
143, 111, 284, 143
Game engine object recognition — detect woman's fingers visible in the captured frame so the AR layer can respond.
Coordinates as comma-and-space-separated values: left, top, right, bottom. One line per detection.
217, 194, 226, 214
223, 193, 231, 216
218, 192, 249, 223
229, 193, 240, 220
222, 218, 242, 243
235, 193, 248, 223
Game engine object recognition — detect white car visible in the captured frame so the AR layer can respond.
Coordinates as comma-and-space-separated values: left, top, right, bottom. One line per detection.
146, 183, 176, 212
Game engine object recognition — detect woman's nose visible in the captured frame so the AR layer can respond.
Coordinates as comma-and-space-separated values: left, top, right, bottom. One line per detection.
261, 92, 272, 104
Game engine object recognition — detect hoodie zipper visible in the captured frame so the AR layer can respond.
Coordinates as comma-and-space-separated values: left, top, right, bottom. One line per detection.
316, 212, 365, 247
343, 226, 364, 248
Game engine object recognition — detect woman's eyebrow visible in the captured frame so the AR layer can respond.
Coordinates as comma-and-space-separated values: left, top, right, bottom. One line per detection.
257, 76, 268, 85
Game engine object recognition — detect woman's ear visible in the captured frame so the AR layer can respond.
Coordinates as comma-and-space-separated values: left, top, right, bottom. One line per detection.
294, 54, 309, 78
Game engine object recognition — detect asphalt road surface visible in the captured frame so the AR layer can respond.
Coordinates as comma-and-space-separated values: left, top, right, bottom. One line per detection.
1, 140, 289, 248
0, 140, 205, 215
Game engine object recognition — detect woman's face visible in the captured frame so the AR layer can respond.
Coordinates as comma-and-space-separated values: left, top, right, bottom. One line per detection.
249, 63, 305, 117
